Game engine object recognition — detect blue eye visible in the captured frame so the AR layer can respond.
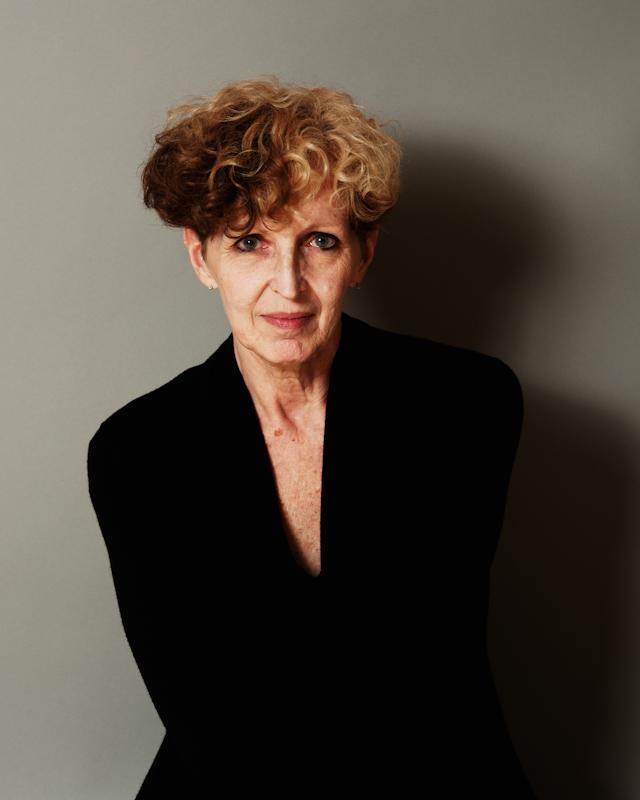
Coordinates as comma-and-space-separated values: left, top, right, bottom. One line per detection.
234, 232, 338, 252
235, 236, 260, 252
310, 233, 337, 250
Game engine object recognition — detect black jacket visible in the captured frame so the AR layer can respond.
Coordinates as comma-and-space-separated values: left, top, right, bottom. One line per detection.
87, 311, 536, 797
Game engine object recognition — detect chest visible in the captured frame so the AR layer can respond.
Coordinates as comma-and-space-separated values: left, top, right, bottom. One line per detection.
261, 424, 325, 577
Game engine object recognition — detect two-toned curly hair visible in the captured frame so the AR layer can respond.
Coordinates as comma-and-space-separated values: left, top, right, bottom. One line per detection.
140, 75, 403, 258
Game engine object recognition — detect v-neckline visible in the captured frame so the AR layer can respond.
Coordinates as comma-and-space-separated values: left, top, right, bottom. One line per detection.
225, 316, 347, 581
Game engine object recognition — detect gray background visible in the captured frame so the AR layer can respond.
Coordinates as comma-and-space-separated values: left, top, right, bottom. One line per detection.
2, 1, 638, 798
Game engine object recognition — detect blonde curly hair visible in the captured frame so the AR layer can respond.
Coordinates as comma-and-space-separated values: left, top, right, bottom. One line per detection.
141, 75, 403, 257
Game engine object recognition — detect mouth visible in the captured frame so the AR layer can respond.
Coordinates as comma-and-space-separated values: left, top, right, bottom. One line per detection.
261, 313, 314, 330
261, 312, 314, 319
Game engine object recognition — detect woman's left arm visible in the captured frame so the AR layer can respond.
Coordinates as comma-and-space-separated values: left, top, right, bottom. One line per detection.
476, 357, 525, 564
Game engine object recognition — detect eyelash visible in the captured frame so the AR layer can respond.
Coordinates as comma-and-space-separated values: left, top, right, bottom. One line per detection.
234, 232, 339, 253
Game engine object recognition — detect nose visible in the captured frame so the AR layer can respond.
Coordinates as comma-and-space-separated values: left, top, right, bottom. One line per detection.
270, 244, 306, 297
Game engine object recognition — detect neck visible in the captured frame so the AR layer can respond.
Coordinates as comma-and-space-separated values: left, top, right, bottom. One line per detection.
232, 320, 341, 434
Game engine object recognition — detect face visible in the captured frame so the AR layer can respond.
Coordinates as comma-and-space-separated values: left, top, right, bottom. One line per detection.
183, 185, 379, 369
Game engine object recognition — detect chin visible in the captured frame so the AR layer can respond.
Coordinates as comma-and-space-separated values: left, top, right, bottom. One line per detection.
264, 338, 312, 364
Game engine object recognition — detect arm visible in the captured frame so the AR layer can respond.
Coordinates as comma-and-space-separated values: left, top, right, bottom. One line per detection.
477, 357, 525, 565
86, 422, 203, 783
470, 358, 536, 795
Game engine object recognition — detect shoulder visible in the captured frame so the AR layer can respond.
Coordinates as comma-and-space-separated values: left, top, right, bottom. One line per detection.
87, 330, 237, 481
348, 313, 523, 412
87, 359, 208, 460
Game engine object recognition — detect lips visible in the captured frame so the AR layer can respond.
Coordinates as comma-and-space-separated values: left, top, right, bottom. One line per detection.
262, 313, 313, 319
262, 313, 313, 330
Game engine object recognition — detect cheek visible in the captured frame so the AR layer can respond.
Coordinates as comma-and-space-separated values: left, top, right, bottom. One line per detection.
225, 275, 262, 306
332, 266, 355, 295
320, 254, 355, 286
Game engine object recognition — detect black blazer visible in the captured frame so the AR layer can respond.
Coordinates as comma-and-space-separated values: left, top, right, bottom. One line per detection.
87, 311, 536, 798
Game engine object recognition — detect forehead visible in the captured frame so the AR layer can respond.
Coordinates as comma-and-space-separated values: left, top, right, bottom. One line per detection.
286, 186, 348, 223
228, 186, 350, 235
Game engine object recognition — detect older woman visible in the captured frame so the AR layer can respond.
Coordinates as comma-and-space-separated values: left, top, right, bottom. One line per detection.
87, 76, 536, 797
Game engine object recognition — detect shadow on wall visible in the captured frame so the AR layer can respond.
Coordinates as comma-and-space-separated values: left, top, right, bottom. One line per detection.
361, 134, 554, 347
493, 391, 635, 800
345, 136, 636, 800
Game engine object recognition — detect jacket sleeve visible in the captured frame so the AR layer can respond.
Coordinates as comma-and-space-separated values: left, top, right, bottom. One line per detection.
452, 355, 525, 566
465, 358, 536, 794
481, 357, 525, 564
86, 422, 203, 783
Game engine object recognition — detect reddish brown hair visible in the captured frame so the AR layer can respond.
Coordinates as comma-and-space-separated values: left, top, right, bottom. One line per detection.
140, 75, 403, 257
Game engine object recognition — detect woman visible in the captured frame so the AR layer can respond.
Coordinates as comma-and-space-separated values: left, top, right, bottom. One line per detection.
87, 76, 536, 797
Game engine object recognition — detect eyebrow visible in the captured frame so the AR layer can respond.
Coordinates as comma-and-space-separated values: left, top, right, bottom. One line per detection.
225, 221, 344, 239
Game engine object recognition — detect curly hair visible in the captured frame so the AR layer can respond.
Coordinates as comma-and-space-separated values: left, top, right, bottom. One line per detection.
140, 75, 403, 257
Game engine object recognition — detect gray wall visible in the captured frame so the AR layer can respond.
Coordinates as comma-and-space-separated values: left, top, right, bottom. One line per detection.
2, 1, 638, 797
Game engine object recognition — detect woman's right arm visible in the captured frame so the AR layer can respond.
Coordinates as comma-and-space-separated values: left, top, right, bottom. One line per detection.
86, 422, 203, 784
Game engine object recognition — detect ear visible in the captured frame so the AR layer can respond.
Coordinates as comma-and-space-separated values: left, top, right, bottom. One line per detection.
354, 224, 380, 284
183, 227, 218, 290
